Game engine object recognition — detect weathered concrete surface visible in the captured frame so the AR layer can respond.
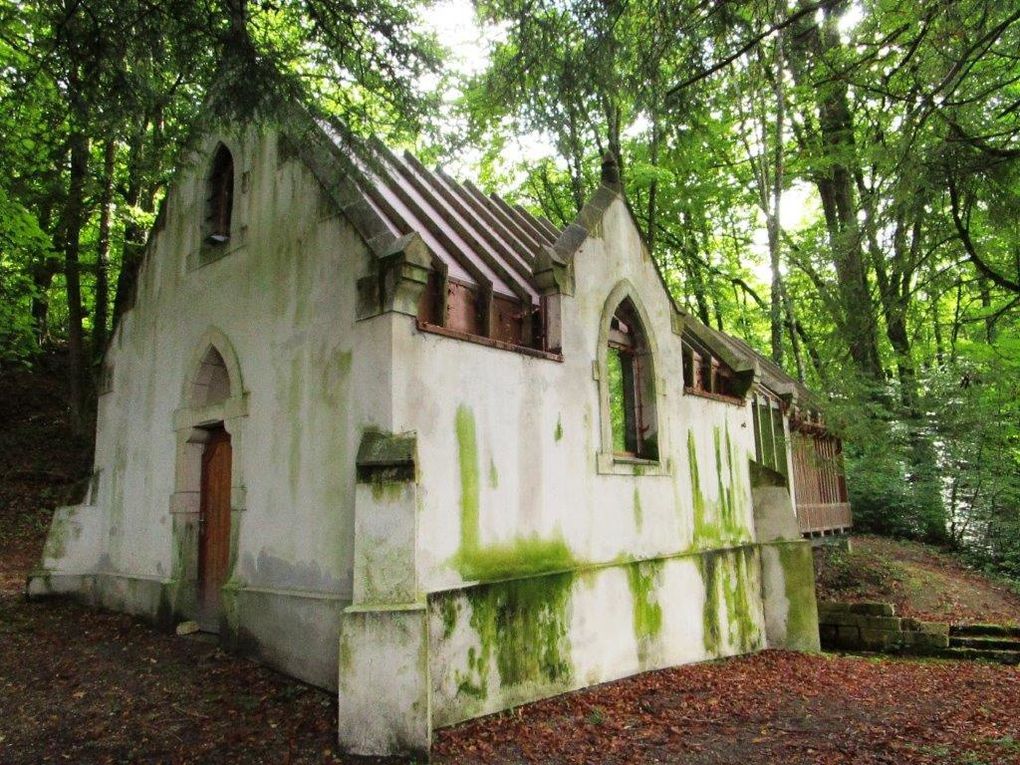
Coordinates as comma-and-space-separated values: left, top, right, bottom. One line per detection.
338, 606, 430, 757
760, 541, 821, 652
28, 127, 372, 689
427, 546, 766, 729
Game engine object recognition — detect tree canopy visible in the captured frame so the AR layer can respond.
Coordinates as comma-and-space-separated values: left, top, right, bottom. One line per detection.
1, 0, 1018, 579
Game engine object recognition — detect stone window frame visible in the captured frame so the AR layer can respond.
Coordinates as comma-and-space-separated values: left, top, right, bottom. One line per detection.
169, 327, 249, 623
191, 140, 247, 270
594, 281, 669, 477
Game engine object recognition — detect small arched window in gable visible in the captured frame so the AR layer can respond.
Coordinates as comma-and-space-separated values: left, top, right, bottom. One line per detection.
191, 346, 232, 408
206, 145, 234, 244
606, 299, 658, 459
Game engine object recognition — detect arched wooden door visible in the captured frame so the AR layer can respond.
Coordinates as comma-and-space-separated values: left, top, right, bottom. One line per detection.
198, 426, 232, 630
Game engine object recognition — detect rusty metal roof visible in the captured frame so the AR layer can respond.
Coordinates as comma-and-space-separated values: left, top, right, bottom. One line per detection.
320, 120, 559, 303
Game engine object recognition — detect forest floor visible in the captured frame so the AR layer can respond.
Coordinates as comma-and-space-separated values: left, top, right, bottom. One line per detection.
815, 535, 1020, 625
2, 354, 1019, 764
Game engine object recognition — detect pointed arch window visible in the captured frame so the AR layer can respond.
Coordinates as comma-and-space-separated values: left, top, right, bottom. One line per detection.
606, 299, 658, 460
206, 145, 234, 244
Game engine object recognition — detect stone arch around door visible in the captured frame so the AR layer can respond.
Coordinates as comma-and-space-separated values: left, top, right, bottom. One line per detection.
169, 327, 249, 631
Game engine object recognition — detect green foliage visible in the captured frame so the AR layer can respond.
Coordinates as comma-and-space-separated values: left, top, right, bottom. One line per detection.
0, 188, 52, 364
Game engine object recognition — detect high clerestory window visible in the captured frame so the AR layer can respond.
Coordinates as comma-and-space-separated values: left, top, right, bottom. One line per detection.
206, 144, 234, 244
606, 299, 657, 459
752, 392, 788, 477
681, 337, 741, 400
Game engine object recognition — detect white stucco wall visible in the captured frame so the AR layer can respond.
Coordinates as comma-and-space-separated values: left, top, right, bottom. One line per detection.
33, 127, 394, 688
390, 198, 759, 593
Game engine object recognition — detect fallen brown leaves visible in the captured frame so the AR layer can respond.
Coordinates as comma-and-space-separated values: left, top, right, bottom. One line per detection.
434, 651, 1020, 765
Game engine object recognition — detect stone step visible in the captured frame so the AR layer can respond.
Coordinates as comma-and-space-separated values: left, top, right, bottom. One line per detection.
949, 635, 1020, 652
949, 623, 1020, 639
932, 646, 1020, 665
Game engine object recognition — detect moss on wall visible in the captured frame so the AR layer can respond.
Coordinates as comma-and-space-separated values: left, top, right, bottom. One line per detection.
459, 572, 574, 699
688, 425, 751, 549
454, 535, 578, 582
42, 516, 71, 561
438, 593, 460, 640
688, 430, 707, 535
722, 548, 759, 653
453, 405, 577, 582
700, 553, 723, 655
626, 559, 663, 665
287, 355, 304, 497
777, 542, 819, 650
456, 405, 481, 553
369, 478, 406, 502
699, 548, 761, 657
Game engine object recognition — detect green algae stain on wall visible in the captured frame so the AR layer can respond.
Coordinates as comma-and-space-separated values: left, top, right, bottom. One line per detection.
633, 486, 644, 532
626, 559, 663, 665
699, 549, 762, 657
777, 542, 819, 650
488, 458, 499, 489
456, 405, 481, 552
688, 425, 751, 549
554, 416, 563, 442
464, 573, 574, 694
722, 548, 760, 653
699, 553, 722, 655
688, 430, 707, 533
287, 355, 304, 498
453, 405, 577, 582
455, 535, 577, 582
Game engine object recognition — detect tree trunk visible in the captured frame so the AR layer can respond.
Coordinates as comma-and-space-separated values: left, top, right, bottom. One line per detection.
93, 138, 116, 359
782, 284, 806, 382
768, 28, 786, 366
788, 0, 883, 379
63, 127, 90, 435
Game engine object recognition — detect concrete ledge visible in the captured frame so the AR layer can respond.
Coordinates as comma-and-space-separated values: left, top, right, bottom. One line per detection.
226, 587, 347, 691
26, 571, 175, 629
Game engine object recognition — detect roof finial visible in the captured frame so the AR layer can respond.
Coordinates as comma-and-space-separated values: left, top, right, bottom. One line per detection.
600, 150, 621, 190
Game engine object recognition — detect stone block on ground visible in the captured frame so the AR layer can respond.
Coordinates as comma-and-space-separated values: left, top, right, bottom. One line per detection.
901, 631, 950, 650
846, 602, 895, 617
859, 628, 903, 651
901, 618, 950, 636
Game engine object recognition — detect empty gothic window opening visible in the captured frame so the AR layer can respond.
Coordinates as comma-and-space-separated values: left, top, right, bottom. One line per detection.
191, 346, 231, 408
607, 300, 657, 459
207, 145, 234, 244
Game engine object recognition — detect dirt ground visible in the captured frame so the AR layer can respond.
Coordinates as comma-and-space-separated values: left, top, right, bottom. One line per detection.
815, 534, 1020, 625
2, 584, 1019, 764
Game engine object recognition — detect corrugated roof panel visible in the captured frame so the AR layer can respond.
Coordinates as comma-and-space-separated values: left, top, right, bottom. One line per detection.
424, 165, 536, 286
368, 144, 514, 296
488, 193, 549, 253
356, 165, 477, 284
512, 203, 558, 246
436, 169, 542, 270
534, 215, 563, 241
319, 121, 565, 300
392, 151, 537, 301
461, 181, 544, 263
